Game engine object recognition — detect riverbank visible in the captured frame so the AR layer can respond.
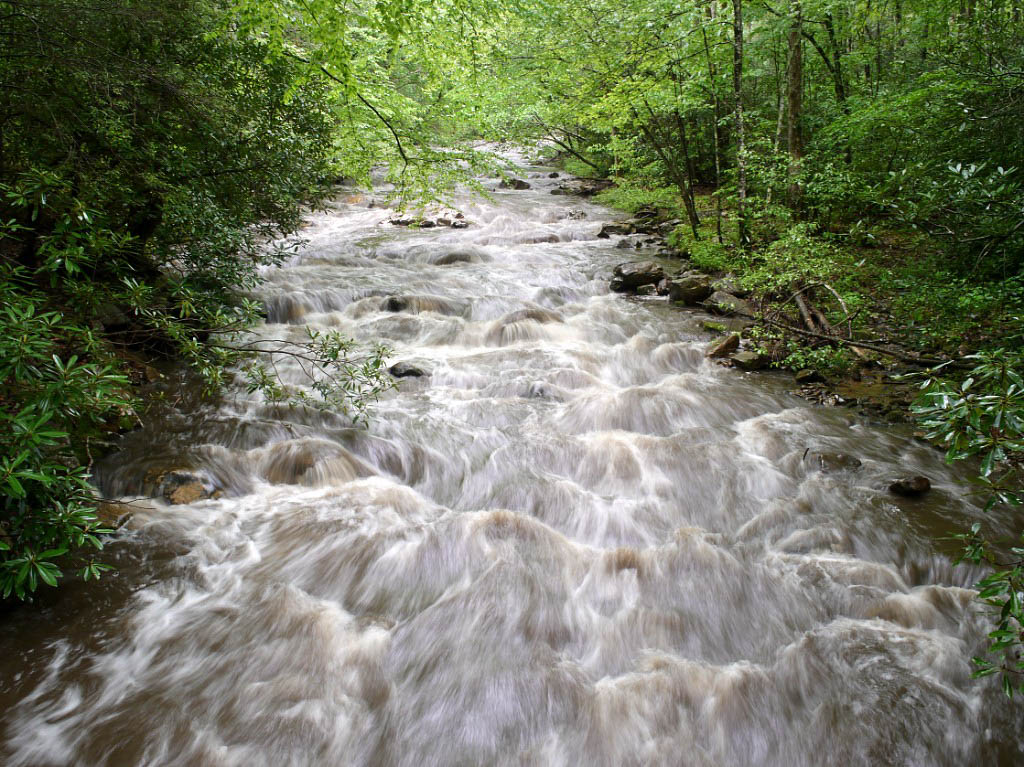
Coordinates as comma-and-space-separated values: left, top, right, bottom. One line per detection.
570, 175, 1021, 427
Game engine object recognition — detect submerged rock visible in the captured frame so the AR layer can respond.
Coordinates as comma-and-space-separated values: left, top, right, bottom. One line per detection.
889, 475, 931, 497
805, 451, 862, 473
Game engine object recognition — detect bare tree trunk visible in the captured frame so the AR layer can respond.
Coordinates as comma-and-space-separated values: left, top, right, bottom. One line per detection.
731, 0, 748, 245
671, 108, 702, 236
786, 0, 803, 211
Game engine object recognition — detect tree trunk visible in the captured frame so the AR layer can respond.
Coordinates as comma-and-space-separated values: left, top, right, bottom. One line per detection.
786, 0, 803, 211
702, 3, 724, 243
731, 0, 748, 245
671, 108, 702, 237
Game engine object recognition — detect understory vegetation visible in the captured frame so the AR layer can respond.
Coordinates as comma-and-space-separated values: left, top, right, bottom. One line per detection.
1, 0, 1022, 699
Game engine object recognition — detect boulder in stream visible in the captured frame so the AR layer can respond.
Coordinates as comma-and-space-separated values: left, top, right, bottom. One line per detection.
805, 451, 862, 473
889, 475, 931, 497
499, 178, 531, 190
389, 362, 429, 378
730, 350, 767, 371
153, 469, 215, 505
705, 333, 740, 358
610, 261, 665, 292
598, 222, 632, 238
668, 275, 713, 305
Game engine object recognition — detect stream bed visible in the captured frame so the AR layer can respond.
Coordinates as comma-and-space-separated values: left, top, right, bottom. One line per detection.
2, 155, 1023, 766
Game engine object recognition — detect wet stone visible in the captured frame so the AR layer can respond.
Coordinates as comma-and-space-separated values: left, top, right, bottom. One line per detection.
155, 470, 214, 505
499, 178, 531, 190
668, 275, 712, 305
598, 222, 632, 238
730, 350, 767, 371
795, 368, 824, 384
889, 475, 931, 497
389, 362, 428, 378
705, 333, 740, 358
611, 261, 665, 291
805, 451, 863, 473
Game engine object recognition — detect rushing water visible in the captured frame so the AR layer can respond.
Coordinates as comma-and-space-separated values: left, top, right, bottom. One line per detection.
2, 154, 1023, 766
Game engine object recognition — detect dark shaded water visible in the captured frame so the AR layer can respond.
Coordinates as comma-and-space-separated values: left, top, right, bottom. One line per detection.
2, 155, 1022, 765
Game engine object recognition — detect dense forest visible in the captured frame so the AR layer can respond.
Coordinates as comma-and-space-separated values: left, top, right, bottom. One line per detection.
1, 0, 1022, 690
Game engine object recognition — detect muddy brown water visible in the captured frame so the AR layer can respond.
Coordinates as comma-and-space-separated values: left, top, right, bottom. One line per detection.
2, 155, 1023, 766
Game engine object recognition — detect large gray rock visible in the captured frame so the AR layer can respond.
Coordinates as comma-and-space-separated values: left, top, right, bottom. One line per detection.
705, 291, 752, 316
730, 351, 767, 371
668, 275, 713, 305
611, 261, 665, 292
598, 222, 632, 238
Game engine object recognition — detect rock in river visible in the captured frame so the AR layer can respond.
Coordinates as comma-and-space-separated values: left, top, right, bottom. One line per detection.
389, 362, 429, 378
730, 351, 767, 371
610, 261, 665, 292
889, 475, 931, 497
499, 178, 531, 190
705, 333, 740, 358
668, 275, 713, 305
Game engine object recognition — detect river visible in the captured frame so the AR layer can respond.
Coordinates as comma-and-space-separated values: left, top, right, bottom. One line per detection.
1, 153, 1022, 765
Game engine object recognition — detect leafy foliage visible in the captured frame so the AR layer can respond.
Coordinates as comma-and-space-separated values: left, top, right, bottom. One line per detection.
912, 349, 1024, 694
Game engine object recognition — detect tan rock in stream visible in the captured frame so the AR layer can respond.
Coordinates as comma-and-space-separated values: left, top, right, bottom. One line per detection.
705, 333, 740, 358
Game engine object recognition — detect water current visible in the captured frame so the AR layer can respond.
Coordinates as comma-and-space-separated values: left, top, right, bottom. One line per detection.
2, 153, 1023, 766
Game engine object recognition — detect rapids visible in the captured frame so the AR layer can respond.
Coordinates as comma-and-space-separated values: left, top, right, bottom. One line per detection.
2, 154, 1022, 766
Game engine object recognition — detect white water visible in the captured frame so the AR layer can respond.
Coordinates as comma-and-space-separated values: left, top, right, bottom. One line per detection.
1, 155, 1022, 766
